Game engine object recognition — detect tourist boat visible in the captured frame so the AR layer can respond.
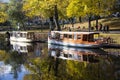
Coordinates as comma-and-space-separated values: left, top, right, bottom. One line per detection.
48, 44, 107, 62
9, 31, 47, 42
48, 31, 108, 48
10, 31, 35, 42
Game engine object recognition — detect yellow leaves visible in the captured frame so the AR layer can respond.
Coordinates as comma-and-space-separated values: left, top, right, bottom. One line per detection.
34, 58, 41, 63
23, 0, 69, 18
67, 0, 86, 17
0, 50, 6, 61
67, 0, 116, 17
0, 3, 8, 23
0, 12, 8, 23
84, 5, 87, 12
66, 0, 77, 17
23, 0, 37, 17
23, 0, 46, 17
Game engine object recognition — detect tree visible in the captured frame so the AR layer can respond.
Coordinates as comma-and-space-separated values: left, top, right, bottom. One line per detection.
7, 0, 26, 30
67, 0, 86, 28
66, 0, 116, 31
112, 0, 120, 13
92, 0, 116, 28
23, 0, 69, 31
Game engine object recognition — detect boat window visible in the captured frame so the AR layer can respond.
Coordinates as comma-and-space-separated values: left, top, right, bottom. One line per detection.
20, 46, 27, 50
64, 34, 67, 38
60, 34, 64, 39
17, 33, 20, 37
74, 34, 77, 40
20, 33, 22, 37
15, 33, 17, 37
20, 46, 23, 50
64, 54, 68, 58
83, 35, 88, 41
55, 33, 60, 38
77, 35, 81, 39
83, 55, 88, 61
23, 33, 27, 37
68, 54, 72, 57
88, 34, 94, 42
69, 35, 72, 39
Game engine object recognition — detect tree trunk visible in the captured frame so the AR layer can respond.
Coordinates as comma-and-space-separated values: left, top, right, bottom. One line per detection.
21, 22, 26, 31
62, 20, 65, 30
54, 5, 61, 31
72, 18, 74, 27
40, 20, 43, 32
88, 16, 91, 32
79, 16, 82, 23
62, 20, 64, 27
96, 16, 98, 27
49, 16, 54, 31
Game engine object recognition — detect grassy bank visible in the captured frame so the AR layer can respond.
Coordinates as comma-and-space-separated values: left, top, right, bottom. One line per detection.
64, 17, 120, 31
101, 33, 120, 44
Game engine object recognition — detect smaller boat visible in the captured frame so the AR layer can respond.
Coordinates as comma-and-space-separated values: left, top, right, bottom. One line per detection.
10, 31, 35, 42
48, 31, 108, 48
9, 31, 47, 42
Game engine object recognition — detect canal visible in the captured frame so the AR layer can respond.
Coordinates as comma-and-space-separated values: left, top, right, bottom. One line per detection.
0, 34, 120, 80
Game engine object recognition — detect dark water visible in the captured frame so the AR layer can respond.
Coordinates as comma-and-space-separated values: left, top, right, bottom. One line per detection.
0, 34, 120, 80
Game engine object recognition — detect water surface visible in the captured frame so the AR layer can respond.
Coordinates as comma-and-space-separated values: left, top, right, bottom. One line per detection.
0, 34, 120, 80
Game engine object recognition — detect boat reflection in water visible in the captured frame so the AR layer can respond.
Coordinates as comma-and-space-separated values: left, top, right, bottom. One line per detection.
10, 41, 46, 57
10, 41, 32, 53
48, 44, 107, 63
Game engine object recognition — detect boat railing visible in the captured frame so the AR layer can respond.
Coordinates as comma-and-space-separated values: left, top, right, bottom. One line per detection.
94, 36, 116, 44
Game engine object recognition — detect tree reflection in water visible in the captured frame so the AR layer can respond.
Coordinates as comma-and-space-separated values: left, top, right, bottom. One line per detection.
1, 50, 28, 80
24, 44, 120, 80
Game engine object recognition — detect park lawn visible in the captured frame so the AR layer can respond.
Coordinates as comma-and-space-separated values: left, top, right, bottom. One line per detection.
101, 33, 120, 44
64, 17, 120, 30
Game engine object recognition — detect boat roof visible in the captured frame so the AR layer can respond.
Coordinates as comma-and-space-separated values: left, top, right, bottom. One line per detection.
10, 31, 33, 33
51, 31, 99, 34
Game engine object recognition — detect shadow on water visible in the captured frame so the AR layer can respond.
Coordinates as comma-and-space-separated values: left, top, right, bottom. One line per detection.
0, 34, 120, 80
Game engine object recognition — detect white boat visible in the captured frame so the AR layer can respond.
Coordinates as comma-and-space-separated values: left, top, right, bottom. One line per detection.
48, 31, 108, 48
48, 44, 107, 62
10, 31, 35, 42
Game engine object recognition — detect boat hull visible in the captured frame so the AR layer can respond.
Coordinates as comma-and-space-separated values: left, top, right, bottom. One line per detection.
48, 38, 101, 48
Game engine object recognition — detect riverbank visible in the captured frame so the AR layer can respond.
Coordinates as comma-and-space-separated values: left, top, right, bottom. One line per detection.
64, 17, 120, 31
101, 33, 120, 44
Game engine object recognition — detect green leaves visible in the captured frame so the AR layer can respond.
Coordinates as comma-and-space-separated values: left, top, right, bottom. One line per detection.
7, 0, 27, 29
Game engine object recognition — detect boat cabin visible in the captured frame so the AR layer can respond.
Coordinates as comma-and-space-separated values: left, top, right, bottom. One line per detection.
50, 31, 100, 43
10, 31, 36, 42
10, 31, 35, 40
